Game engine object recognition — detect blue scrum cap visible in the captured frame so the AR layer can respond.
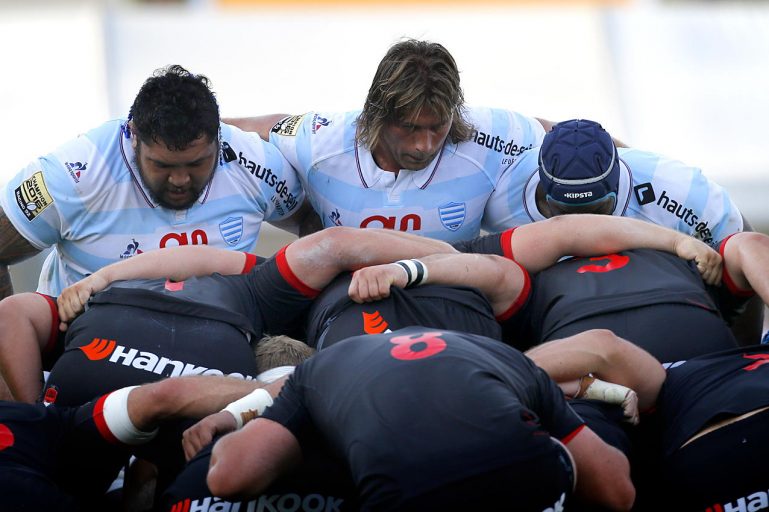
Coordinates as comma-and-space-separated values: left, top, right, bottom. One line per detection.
538, 119, 620, 208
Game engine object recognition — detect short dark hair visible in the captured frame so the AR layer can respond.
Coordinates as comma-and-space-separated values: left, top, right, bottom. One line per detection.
129, 64, 220, 151
357, 39, 473, 149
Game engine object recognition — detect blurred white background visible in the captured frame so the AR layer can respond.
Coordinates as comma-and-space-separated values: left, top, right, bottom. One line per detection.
1, 0, 767, 292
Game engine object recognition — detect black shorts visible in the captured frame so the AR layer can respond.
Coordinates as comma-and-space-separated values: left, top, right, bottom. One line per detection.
659, 407, 769, 511
43, 303, 258, 406
160, 438, 360, 512
547, 303, 737, 364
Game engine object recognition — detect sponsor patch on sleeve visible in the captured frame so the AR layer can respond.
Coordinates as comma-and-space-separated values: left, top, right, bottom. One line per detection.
271, 114, 305, 137
14, 171, 54, 221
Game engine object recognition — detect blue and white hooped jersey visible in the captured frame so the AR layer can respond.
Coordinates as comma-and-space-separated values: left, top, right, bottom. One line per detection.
0, 119, 304, 295
483, 146, 744, 247
268, 107, 545, 242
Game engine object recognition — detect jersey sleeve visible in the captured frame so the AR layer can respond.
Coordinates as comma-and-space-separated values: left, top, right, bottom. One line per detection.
622, 149, 744, 247
710, 235, 756, 324
224, 125, 305, 223
528, 360, 586, 442
260, 369, 315, 447
268, 113, 314, 182
0, 140, 87, 250
452, 232, 507, 256
482, 149, 540, 233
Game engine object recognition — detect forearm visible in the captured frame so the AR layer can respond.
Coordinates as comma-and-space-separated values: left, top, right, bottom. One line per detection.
525, 330, 665, 411
418, 253, 522, 315
95, 245, 247, 285
223, 114, 289, 141
127, 376, 263, 431
512, 215, 699, 272
287, 226, 456, 290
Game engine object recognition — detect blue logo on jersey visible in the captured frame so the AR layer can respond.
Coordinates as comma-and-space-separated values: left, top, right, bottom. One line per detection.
65, 161, 87, 183
438, 202, 465, 231
120, 238, 143, 259
328, 208, 342, 226
311, 114, 331, 134
219, 217, 244, 245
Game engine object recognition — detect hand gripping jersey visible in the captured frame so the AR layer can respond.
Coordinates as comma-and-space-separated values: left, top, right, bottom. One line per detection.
304, 273, 501, 349
483, 147, 744, 247
43, 248, 318, 406
268, 108, 545, 242
0, 119, 304, 295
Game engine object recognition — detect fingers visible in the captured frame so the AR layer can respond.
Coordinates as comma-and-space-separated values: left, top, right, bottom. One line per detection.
182, 424, 213, 461
621, 390, 640, 426
676, 238, 723, 286
182, 412, 238, 461
348, 264, 404, 303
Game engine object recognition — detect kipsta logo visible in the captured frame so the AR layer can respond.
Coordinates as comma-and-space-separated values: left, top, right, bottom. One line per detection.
633, 183, 656, 205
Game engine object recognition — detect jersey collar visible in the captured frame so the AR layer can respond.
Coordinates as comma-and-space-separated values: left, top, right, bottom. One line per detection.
354, 141, 447, 189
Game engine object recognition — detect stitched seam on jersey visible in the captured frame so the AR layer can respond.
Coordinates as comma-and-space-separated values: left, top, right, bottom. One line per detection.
354, 143, 369, 188
419, 142, 447, 190
119, 128, 155, 208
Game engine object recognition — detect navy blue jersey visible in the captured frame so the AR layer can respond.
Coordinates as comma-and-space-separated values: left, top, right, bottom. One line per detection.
305, 273, 501, 350
263, 327, 583, 509
657, 344, 769, 456
44, 248, 316, 407
0, 396, 130, 509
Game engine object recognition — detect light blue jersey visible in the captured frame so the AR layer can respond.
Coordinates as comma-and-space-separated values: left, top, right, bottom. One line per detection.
268, 108, 545, 242
0, 120, 304, 295
484, 147, 744, 247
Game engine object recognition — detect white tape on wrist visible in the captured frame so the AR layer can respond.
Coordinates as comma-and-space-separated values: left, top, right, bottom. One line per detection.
581, 377, 632, 405
394, 259, 428, 288
102, 386, 159, 445
222, 388, 274, 429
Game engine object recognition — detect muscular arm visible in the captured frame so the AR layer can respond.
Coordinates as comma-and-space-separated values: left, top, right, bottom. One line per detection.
126, 375, 287, 432
348, 253, 525, 317
57, 245, 249, 324
524, 329, 666, 412
723, 216, 766, 345
0, 207, 41, 298
535, 118, 628, 148
568, 427, 636, 511
223, 114, 290, 141
284, 226, 458, 291
508, 214, 721, 284
207, 417, 302, 500
722, 231, 769, 308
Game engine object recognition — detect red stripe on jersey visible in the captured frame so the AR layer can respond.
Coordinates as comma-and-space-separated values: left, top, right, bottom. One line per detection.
276, 246, 320, 298
501, 228, 517, 260
560, 424, 586, 445
92, 393, 120, 445
35, 293, 60, 355
719, 235, 755, 297
495, 259, 531, 322
241, 253, 258, 274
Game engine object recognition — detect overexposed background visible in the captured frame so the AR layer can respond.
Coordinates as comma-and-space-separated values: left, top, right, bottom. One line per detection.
1, 0, 767, 293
